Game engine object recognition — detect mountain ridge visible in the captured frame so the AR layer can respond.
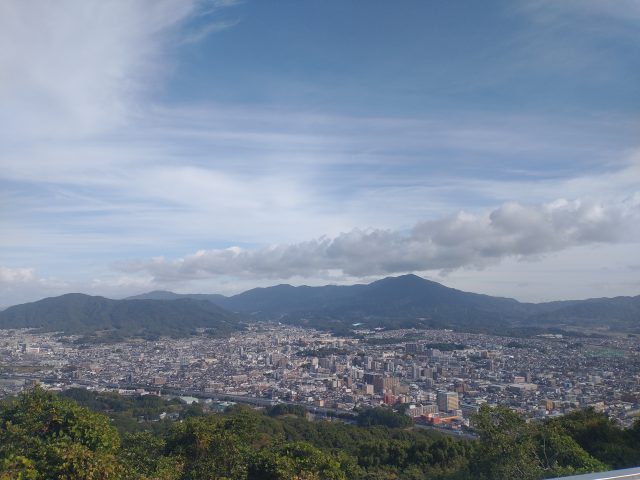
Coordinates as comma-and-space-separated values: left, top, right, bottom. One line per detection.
127, 274, 640, 333
2, 275, 638, 337
0, 293, 244, 340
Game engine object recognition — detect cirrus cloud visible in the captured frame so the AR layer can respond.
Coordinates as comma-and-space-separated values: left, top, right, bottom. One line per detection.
0, 0, 239, 139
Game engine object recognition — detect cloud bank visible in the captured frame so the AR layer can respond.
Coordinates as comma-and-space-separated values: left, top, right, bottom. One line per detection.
118, 198, 639, 283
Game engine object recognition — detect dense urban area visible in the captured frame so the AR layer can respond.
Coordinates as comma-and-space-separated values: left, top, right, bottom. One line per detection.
2, 324, 639, 432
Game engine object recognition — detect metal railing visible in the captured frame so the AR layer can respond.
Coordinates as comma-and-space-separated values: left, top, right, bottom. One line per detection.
549, 467, 640, 480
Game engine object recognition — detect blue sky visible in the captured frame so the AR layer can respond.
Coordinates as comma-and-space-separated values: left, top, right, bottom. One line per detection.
1, 0, 639, 307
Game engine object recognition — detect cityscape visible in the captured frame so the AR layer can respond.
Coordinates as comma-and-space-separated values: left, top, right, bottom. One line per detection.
3, 323, 639, 432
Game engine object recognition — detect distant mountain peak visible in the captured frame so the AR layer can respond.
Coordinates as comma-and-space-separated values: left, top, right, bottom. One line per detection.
374, 273, 431, 283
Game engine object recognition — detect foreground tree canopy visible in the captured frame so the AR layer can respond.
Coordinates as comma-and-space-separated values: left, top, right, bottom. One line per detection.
1, 387, 640, 479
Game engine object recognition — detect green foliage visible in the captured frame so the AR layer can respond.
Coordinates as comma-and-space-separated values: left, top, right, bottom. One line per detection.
166, 416, 251, 479
0, 386, 122, 479
266, 403, 308, 418
3, 388, 640, 480
183, 402, 205, 419
120, 431, 182, 480
0, 456, 37, 480
470, 405, 608, 480
470, 405, 541, 480
533, 422, 606, 477
248, 442, 346, 480
357, 407, 413, 428
62, 388, 181, 416
60, 388, 201, 435
549, 408, 640, 468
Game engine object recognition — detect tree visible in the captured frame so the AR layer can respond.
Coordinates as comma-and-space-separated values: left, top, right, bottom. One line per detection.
248, 441, 346, 480
120, 431, 183, 480
0, 456, 37, 480
0, 386, 123, 479
470, 405, 542, 480
166, 416, 251, 479
356, 408, 413, 428
532, 422, 606, 477
551, 408, 635, 468
470, 405, 607, 480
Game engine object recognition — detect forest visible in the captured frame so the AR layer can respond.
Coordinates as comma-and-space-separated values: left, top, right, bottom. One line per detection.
1, 387, 640, 479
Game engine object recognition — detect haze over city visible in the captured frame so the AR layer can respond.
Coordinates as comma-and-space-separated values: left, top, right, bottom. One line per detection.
1, 0, 639, 308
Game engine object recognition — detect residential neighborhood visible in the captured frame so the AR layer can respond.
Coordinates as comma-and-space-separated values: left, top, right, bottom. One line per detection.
2, 324, 639, 431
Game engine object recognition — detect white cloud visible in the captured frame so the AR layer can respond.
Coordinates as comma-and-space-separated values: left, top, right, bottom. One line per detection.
117, 197, 640, 282
0, 0, 236, 138
525, 0, 640, 24
0, 265, 156, 309
0, 266, 36, 284
0, 266, 70, 309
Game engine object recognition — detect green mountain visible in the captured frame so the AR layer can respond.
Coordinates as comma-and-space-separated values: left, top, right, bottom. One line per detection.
211, 275, 521, 331
5, 276, 636, 339
129, 274, 640, 334
528, 295, 640, 330
126, 290, 228, 304
0, 294, 243, 339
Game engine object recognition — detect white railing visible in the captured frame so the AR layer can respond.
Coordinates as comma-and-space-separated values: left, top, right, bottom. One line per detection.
550, 467, 640, 480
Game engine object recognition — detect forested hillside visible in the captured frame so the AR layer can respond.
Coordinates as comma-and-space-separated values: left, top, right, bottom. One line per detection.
0, 294, 243, 341
2, 388, 640, 479
130, 275, 640, 335
3, 276, 639, 340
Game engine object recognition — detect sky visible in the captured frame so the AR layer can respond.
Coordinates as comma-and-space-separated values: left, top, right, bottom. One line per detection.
1, 0, 639, 308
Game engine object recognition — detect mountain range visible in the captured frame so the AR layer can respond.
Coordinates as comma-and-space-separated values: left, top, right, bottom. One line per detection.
0, 293, 243, 341
1, 275, 639, 339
